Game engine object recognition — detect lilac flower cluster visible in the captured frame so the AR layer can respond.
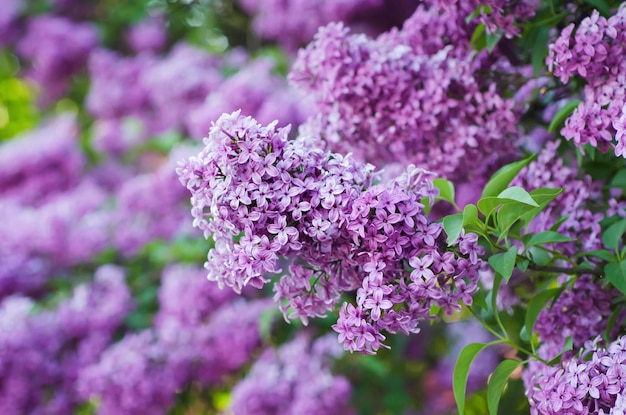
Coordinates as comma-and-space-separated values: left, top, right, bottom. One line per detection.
17, 16, 99, 105
438, 0, 537, 38
525, 336, 626, 415
126, 15, 167, 53
178, 112, 483, 353
0, 115, 84, 206
238, 0, 383, 50
547, 5, 626, 157
289, 8, 518, 189
79, 265, 268, 414
229, 334, 353, 415
0, 266, 132, 414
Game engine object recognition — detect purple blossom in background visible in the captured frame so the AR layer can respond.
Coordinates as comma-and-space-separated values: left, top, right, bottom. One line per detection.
0, 266, 132, 414
178, 112, 483, 353
547, 5, 626, 157
126, 15, 167, 53
238, 0, 384, 50
229, 334, 354, 415
0, 0, 21, 45
186, 57, 311, 139
290, 6, 519, 197
0, 115, 84, 206
112, 146, 196, 257
78, 330, 183, 415
17, 16, 99, 105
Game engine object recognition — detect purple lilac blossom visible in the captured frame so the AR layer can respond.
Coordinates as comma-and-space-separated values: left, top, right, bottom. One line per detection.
437, 0, 538, 38
112, 146, 198, 257
547, 5, 626, 157
238, 0, 384, 50
0, 0, 21, 45
289, 8, 518, 191
0, 181, 110, 298
0, 266, 132, 414
185, 57, 311, 139
77, 330, 183, 415
178, 112, 483, 353
17, 16, 99, 105
524, 336, 626, 415
0, 115, 84, 206
228, 334, 354, 415
126, 15, 167, 53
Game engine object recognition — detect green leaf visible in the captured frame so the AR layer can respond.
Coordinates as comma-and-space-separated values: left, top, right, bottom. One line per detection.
548, 100, 581, 134
611, 169, 626, 189
463, 204, 479, 226
497, 203, 532, 234
443, 214, 464, 246
487, 359, 523, 415
488, 246, 518, 283
605, 261, 626, 296
527, 231, 575, 247
581, 249, 616, 262
524, 288, 560, 343
497, 186, 540, 207
470, 23, 486, 44
517, 187, 564, 227
583, 0, 612, 16
532, 26, 550, 76
454, 342, 494, 415
486, 32, 501, 53
482, 156, 535, 198
433, 178, 456, 205
603, 218, 626, 252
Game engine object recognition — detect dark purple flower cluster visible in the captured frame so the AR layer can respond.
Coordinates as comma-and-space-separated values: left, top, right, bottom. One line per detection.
178, 112, 483, 353
289, 7, 518, 190
548, 5, 626, 157
525, 336, 626, 415
17, 16, 99, 105
229, 334, 354, 415
0, 266, 133, 414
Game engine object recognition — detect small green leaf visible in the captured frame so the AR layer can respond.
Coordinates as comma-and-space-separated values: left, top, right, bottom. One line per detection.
433, 178, 456, 205
470, 23, 486, 44
610, 169, 626, 189
454, 342, 494, 415
443, 214, 464, 246
602, 218, 626, 252
532, 26, 550, 76
486, 32, 501, 53
482, 156, 534, 198
497, 186, 540, 207
548, 100, 581, 134
463, 204, 479, 226
525, 288, 560, 343
527, 231, 575, 247
605, 261, 626, 296
581, 249, 616, 262
487, 359, 523, 415
488, 246, 518, 283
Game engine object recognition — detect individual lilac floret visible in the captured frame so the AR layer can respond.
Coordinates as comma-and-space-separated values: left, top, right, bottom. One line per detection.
289, 13, 518, 186
229, 334, 354, 415
177, 112, 483, 353
524, 336, 626, 415
547, 5, 626, 157
0, 115, 84, 206
0, 266, 132, 414
17, 16, 99, 105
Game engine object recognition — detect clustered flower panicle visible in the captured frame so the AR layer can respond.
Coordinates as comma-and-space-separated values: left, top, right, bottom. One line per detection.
548, 5, 626, 157
178, 111, 483, 353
